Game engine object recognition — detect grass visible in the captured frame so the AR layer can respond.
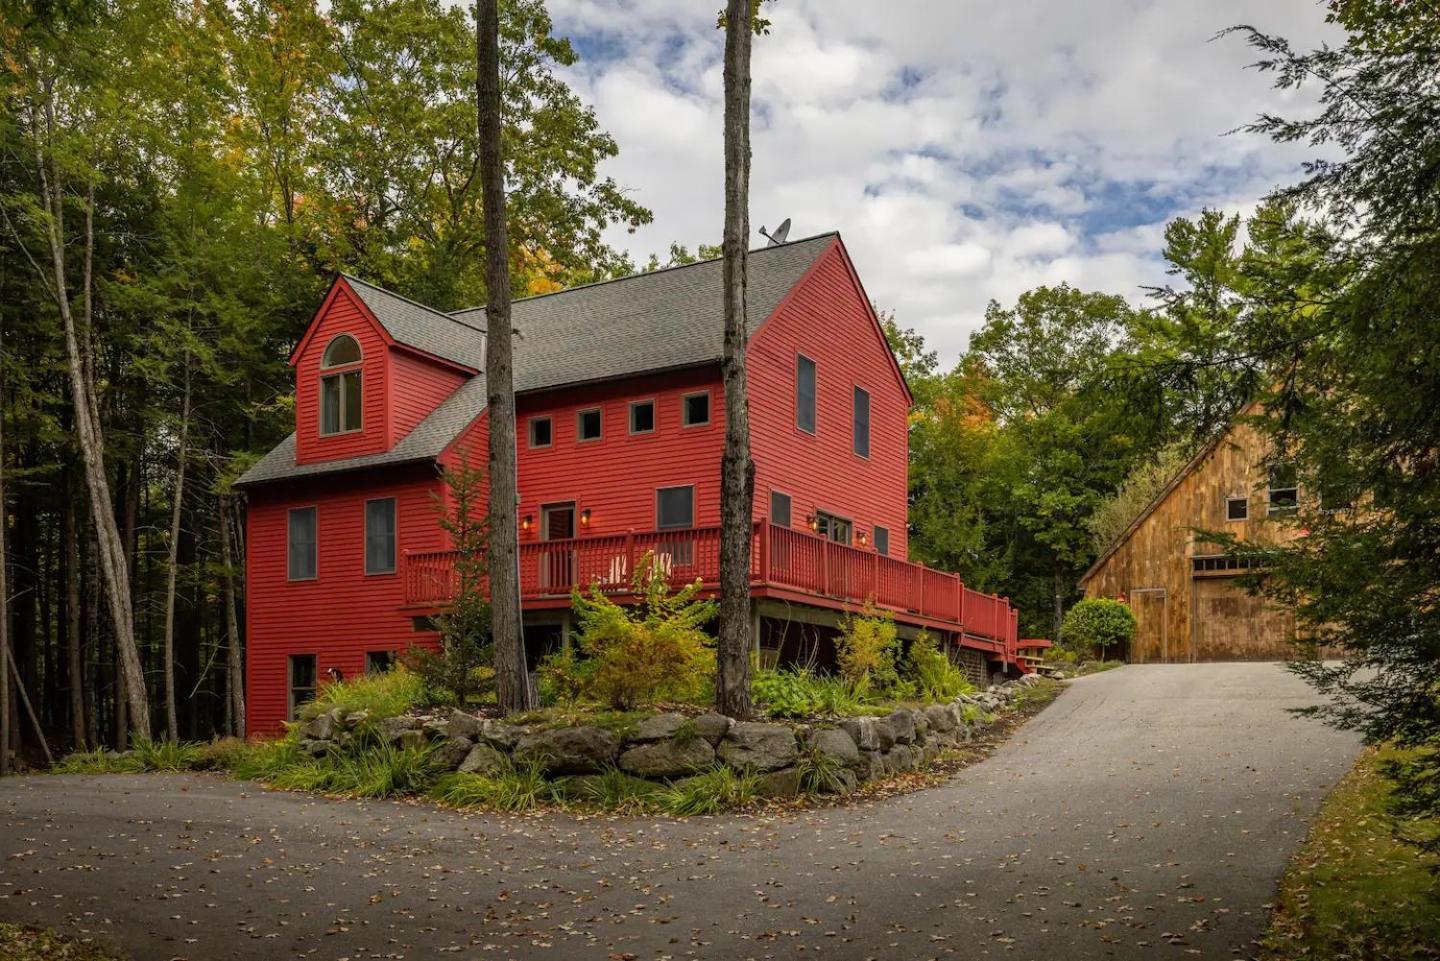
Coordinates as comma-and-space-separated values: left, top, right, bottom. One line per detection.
431, 759, 558, 812
655, 765, 762, 815
1263, 745, 1440, 961
503, 705, 653, 740
559, 767, 665, 812
297, 668, 428, 721
0, 923, 124, 961
266, 740, 441, 798
52, 738, 216, 775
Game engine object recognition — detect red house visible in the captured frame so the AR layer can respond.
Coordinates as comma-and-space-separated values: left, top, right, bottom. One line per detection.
236, 233, 1023, 735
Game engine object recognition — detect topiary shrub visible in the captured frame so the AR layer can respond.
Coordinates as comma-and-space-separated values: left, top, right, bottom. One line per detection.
1061, 598, 1136, 661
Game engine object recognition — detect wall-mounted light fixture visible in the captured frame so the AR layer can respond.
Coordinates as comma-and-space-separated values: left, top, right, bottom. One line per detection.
580, 508, 592, 528
807, 514, 819, 532
521, 515, 533, 533
858, 530, 869, 547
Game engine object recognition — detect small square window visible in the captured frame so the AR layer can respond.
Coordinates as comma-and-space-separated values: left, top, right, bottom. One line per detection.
366, 650, 396, 674
770, 491, 792, 528
873, 525, 890, 556
682, 392, 711, 427
1226, 497, 1249, 522
577, 408, 602, 441
630, 400, 655, 434
657, 485, 695, 529
529, 416, 552, 448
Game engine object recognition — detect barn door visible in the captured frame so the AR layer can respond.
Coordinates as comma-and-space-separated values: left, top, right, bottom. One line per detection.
1128, 589, 1167, 663
1191, 576, 1296, 661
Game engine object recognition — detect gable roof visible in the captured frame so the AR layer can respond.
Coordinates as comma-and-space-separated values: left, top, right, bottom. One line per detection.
237, 233, 837, 488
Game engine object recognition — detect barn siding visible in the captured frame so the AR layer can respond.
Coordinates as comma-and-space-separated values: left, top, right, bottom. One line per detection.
244, 465, 445, 735
748, 242, 911, 556
293, 286, 391, 465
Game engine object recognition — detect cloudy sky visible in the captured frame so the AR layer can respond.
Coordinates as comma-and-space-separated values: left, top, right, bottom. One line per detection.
545, 0, 1338, 360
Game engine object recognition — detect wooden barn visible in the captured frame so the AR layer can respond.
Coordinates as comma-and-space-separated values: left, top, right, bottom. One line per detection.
1079, 406, 1306, 662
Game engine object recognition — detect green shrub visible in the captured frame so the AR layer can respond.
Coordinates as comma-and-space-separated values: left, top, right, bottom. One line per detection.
430, 759, 558, 812
53, 748, 144, 775
835, 604, 900, 695
656, 765, 761, 815
225, 737, 305, 781
1061, 598, 1136, 660
905, 632, 975, 700
54, 739, 212, 775
567, 553, 717, 709
795, 746, 848, 795
536, 646, 594, 706
752, 668, 864, 718
298, 668, 428, 722
267, 740, 440, 798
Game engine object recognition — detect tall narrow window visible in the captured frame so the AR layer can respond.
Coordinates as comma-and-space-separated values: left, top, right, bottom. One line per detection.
1268, 464, 1298, 516
796, 355, 817, 434
365, 498, 397, 574
853, 386, 871, 457
320, 335, 362, 435
873, 525, 890, 556
288, 507, 317, 580
288, 654, 317, 719
770, 491, 792, 528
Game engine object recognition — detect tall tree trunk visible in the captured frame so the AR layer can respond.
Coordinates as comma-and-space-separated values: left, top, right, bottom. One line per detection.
715, 0, 756, 719
65, 475, 86, 750
0, 318, 10, 776
29, 108, 150, 739
476, 0, 529, 713
162, 363, 192, 741
219, 492, 246, 736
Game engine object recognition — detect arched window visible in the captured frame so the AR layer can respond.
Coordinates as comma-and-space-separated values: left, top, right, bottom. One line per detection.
320, 335, 362, 434
322, 334, 362, 368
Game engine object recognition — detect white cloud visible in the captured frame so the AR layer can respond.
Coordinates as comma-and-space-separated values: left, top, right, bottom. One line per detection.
547, 0, 1340, 359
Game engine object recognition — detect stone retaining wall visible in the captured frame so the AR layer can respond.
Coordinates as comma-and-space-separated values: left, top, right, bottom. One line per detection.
296, 674, 1050, 798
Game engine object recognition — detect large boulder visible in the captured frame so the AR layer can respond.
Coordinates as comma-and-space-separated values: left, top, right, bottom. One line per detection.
838, 717, 880, 751
514, 726, 619, 775
807, 728, 861, 769
886, 709, 917, 745
618, 738, 716, 778
377, 715, 422, 744
756, 767, 803, 799
717, 722, 799, 773
693, 713, 733, 746
630, 713, 687, 743
298, 738, 333, 758
854, 750, 884, 782
433, 736, 475, 771
445, 709, 486, 741
397, 728, 427, 751
887, 744, 915, 772
458, 742, 508, 776
479, 720, 523, 751
300, 713, 335, 741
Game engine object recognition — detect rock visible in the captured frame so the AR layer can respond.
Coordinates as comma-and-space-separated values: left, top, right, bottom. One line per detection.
924, 703, 957, 733
716, 722, 799, 773
618, 737, 715, 778
433, 736, 474, 770
693, 713, 733, 746
756, 767, 803, 799
514, 726, 619, 775
458, 742, 508, 776
301, 714, 335, 741
397, 729, 427, 751
854, 750, 884, 782
885, 709, 916, 745
913, 710, 931, 739
479, 720, 523, 751
446, 709, 485, 741
423, 719, 450, 741
298, 738, 332, 758
887, 744, 915, 772
807, 728, 861, 769
345, 709, 372, 728
377, 715, 422, 744
828, 767, 859, 796
838, 717, 880, 751
921, 743, 941, 766
928, 728, 957, 750
630, 713, 687, 743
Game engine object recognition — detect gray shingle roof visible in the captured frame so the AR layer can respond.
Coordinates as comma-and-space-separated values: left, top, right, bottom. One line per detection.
238, 234, 836, 488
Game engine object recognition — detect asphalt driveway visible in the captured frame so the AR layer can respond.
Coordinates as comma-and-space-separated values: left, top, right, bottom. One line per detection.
0, 663, 1360, 960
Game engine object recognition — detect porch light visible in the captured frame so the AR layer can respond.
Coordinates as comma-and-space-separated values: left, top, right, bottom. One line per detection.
858, 530, 869, 547
807, 514, 819, 532
580, 508, 591, 528
521, 515, 532, 533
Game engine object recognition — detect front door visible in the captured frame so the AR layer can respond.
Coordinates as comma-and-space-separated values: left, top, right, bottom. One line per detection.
539, 502, 576, 591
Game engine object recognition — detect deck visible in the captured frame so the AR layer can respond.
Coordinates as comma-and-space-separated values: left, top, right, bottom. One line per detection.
403, 521, 1026, 670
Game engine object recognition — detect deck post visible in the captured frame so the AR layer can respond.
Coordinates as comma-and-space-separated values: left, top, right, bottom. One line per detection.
917, 561, 926, 616
625, 529, 636, 585
758, 518, 770, 584
954, 575, 962, 628
820, 538, 830, 596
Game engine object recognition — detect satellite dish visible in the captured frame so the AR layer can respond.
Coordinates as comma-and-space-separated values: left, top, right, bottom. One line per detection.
759, 218, 791, 246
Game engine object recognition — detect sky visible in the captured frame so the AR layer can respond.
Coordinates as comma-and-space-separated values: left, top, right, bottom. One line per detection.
543, 0, 1340, 361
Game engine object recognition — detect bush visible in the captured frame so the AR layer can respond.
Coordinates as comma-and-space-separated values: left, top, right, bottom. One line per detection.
268, 740, 441, 798
298, 668, 428, 722
656, 765, 761, 815
430, 759, 557, 812
752, 668, 864, 718
905, 632, 975, 700
560, 767, 663, 812
562, 552, 717, 710
835, 604, 900, 695
1061, 598, 1136, 660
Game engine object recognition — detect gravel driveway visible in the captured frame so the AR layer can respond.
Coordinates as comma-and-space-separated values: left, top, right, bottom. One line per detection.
0, 663, 1360, 960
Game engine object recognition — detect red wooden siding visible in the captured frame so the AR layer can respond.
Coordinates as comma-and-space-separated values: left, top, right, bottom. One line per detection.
389, 348, 470, 444
244, 466, 445, 735
748, 241, 911, 557
293, 285, 391, 465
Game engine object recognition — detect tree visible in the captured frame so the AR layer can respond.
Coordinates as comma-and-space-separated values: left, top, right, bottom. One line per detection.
715, 0, 760, 719
476, 0, 529, 713
1061, 598, 1136, 662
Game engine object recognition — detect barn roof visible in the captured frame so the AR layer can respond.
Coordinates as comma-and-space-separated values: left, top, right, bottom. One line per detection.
237, 233, 836, 488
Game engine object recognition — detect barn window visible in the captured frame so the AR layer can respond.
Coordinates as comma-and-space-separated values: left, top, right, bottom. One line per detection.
630, 400, 656, 434
1226, 496, 1248, 521
1191, 554, 1260, 573
796, 355, 817, 434
577, 407, 602, 442
1268, 464, 1298, 516
320, 335, 363, 435
770, 490, 792, 528
287, 507, 317, 581
682, 392, 711, 427
288, 654, 317, 719
852, 386, 871, 458
364, 498, 396, 575
529, 416, 552, 448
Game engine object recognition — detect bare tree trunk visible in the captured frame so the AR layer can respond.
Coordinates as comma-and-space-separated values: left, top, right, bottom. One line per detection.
26, 98, 150, 739
219, 492, 246, 736
162, 362, 192, 741
65, 478, 86, 750
476, 0, 529, 713
715, 0, 756, 719
0, 318, 10, 776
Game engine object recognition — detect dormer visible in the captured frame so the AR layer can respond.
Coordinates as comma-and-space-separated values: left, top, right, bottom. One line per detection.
290, 277, 483, 465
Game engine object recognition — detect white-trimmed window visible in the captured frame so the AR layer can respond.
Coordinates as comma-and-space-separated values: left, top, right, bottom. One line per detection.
852, 386, 871, 457
1226, 496, 1249, 522
682, 392, 711, 427
365, 497, 397, 575
630, 399, 656, 434
320, 335, 362, 435
797, 355, 817, 434
577, 407, 602, 442
288, 506, 317, 580
1268, 464, 1298, 516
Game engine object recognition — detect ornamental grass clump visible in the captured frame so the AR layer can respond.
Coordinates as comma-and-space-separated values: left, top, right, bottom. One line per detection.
297, 667, 429, 722
835, 603, 901, 696
905, 631, 975, 700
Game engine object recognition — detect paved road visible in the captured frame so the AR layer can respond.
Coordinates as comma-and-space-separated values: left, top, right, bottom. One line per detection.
1, 664, 1359, 961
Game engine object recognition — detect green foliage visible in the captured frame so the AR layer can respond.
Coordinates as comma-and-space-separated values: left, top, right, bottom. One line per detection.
0, 922, 126, 961
1086, 443, 1190, 554
53, 739, 214, 774
905, 632, 975, 700
536, 646, 594, 706
560, 553, 717, 710
655, 765, 761, 816
430, 760, 557, 812
267, 741, 441, 798
751, 669, 865, 718
223, 738, 306, 782
1061, 599, 1136, 657
835, 605, 901, 695
795, 746, 848, 796
297, 668, 428, 722
559, 767, 663, 812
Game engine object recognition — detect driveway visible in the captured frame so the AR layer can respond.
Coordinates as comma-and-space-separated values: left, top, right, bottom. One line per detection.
0, 664, 1360, 961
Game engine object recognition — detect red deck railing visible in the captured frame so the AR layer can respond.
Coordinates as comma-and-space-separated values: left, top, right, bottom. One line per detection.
402, 521, 1022, 659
